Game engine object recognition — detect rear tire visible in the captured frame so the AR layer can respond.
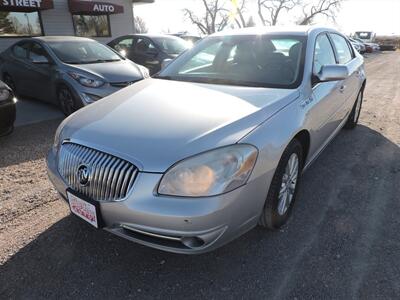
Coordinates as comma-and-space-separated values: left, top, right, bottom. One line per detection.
344, 89, 363, 129
259, 139, 304, 229
57, 86, 82, 116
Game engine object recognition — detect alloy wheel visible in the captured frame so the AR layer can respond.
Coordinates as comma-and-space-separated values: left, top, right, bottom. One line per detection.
277, 153, 299, 216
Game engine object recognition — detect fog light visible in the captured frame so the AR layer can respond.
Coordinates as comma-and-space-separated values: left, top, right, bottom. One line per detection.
81, 93, 102, 104
181, 237, 205, 249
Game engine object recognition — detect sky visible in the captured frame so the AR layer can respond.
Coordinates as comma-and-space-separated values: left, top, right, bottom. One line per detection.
133, 0, 400, 36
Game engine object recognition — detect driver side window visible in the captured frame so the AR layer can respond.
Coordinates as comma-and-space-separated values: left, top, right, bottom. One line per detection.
134, 38, 156, 55
313, 34, 336, 74
29, 43, 50, 63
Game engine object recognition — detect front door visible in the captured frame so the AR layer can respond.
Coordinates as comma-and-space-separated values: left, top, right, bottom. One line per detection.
307, 33, 347, 157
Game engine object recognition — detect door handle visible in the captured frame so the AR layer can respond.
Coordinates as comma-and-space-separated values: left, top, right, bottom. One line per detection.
339, 85, 346, 93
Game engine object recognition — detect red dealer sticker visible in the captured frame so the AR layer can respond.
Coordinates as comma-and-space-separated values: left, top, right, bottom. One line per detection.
68, 192, 99, 228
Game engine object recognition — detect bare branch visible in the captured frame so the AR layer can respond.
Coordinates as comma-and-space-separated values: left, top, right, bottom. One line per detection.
257, 0, 298, 26
183, 0, 250, 34
297, 0, 342, 25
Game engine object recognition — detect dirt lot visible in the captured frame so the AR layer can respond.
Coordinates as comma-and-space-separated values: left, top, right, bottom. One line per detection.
1, 51, 400, 299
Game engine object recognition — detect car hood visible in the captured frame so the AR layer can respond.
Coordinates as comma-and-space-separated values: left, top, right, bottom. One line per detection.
71, 60, 143, 83
60, 79, 299, 172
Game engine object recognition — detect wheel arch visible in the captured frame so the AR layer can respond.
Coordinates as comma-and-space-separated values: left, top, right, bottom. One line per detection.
292, 129, 311, 166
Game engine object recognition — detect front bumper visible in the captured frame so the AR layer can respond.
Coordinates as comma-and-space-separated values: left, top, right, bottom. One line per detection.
47, 148, 266, 254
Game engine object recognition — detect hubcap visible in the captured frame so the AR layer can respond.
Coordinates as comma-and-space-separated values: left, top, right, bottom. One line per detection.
59, 89, 74, 115
277, 153, 299, 216
354, 93, 362, 122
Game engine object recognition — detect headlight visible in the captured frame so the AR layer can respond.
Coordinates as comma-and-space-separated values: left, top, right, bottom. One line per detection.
158, 144, 258, 197
0, 88, 10, 102
68, 72, 104, 88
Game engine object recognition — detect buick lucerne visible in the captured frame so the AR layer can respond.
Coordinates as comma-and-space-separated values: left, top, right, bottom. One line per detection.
47, 27, 366, 254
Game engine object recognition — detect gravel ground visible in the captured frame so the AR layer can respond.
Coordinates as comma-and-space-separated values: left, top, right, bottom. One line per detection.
0, 51, 400, 299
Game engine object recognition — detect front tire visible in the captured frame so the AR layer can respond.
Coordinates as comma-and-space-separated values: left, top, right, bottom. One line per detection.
344, 89, 363, 129
259, 139, 304, 229
57, 86, 81, 116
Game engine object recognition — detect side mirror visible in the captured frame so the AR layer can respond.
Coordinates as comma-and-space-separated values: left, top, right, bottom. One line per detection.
161, 58, 173, 69
32, 55, 50, 64
315, 65, 349, 83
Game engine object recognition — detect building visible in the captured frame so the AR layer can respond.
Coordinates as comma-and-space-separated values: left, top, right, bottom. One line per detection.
0, 0, 154, 52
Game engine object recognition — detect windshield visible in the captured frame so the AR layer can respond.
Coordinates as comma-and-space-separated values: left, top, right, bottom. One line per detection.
153, 37, 190, 55
48, 40, 122, 64
157, 35, 306, 89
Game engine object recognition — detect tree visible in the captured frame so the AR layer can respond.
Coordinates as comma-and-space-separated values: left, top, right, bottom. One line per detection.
297, 0, 341, 25
183, 0, 249, 35
256, 0, 342, 26
257, 0, 298, 26
0, 12, 14, 34
134, 16, 148, 33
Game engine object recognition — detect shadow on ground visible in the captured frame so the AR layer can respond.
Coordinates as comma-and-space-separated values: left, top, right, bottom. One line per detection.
1, 125, 400, 299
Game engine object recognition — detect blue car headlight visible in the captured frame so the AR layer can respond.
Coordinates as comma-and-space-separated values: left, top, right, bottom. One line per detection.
68, 72, 105, 88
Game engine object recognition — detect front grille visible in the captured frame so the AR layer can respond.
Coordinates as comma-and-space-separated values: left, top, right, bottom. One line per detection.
58, 143, 138, 201
110, 80, 138, 88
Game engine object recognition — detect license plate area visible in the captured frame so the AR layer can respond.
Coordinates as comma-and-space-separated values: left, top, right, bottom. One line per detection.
67, 190, 103, 228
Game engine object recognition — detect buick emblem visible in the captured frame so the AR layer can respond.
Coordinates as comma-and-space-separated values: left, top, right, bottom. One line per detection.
77, 164, 90, 186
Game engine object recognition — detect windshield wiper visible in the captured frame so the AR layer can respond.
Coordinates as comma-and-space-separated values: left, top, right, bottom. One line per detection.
167, 76, 267, 87
80, 59, 120, 64
153, 75, 173, 80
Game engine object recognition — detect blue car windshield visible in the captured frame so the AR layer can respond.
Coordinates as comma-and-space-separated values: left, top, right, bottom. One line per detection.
48, 40, 121, 64
157, 35, 307, 89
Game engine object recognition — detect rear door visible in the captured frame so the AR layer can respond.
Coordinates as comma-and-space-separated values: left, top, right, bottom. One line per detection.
25, 42, 55, 103
7, 41, 32, 95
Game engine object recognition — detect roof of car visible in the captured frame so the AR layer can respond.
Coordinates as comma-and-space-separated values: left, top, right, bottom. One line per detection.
32, 36, 94, 42
120, 33, 182, 39
211, 25, 338, 37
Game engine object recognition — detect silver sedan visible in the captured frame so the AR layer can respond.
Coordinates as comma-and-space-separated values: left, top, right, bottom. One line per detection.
47, 26, 366, 254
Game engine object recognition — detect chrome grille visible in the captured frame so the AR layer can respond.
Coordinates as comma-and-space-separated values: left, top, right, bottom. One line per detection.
58, 143, 138, 201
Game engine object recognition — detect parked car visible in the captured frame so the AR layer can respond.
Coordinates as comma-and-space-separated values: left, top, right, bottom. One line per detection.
0, 37, 148, 116
348, 37, 366, 54
47, 26, 366, 254
353, 37, 380, 52
378, 43, 397, 51
108, 34, 190, 75
171, 33, 202, 46
0, 80, 16, 136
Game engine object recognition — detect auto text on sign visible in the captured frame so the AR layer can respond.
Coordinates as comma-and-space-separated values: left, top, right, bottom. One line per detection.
2, 0, 42, 7
93, 3, 115, 13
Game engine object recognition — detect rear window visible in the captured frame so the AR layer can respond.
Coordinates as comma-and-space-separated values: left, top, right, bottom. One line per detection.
13, 42, 30, 59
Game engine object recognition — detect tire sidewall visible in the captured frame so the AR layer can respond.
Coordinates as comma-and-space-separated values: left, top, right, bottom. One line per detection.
262, 139, 304, 229
345, 89, 364, 129
58, 86, 81, 116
